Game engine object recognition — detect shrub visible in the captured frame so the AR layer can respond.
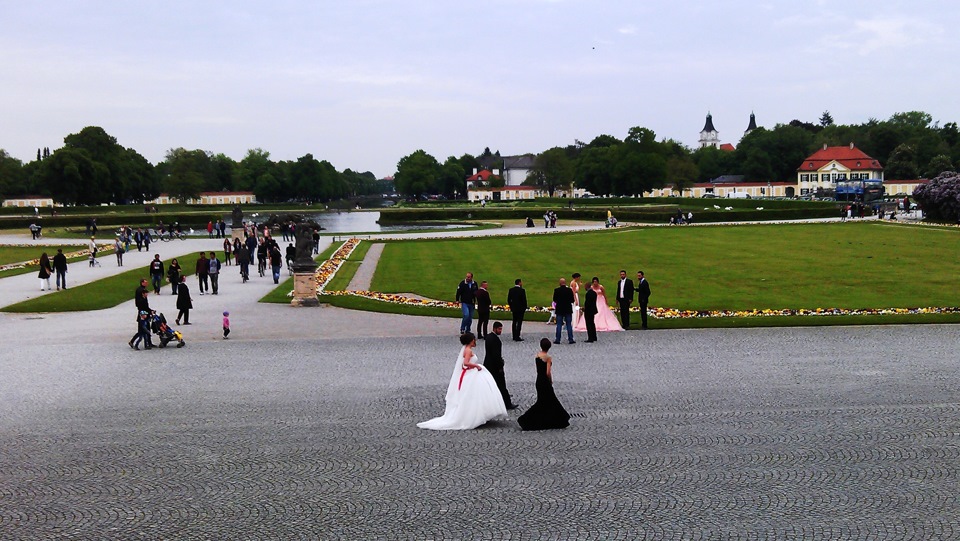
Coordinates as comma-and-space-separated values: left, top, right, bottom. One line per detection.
913, 172, 960, 222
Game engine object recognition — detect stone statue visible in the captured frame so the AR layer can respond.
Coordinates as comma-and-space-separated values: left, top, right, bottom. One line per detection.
231, 205, 243, 228
294, 226, 317, 271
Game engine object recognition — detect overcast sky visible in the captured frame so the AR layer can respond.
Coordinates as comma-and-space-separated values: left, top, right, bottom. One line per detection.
2, 1, 957, 177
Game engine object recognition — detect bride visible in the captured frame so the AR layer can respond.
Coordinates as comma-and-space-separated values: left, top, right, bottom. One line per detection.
574, 276, 623, 332
418, 332, 508, 430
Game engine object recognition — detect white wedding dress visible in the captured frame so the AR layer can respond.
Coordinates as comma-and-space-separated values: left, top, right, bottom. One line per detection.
418, 346, 508, 430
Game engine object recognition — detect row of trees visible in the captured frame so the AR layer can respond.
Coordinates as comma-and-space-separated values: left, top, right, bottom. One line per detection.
392, 111, 960, 198
0, 127, 388, 205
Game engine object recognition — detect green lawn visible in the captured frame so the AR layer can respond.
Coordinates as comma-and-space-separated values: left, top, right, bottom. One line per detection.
2, 252, 205, 313
371, 222, 960, 311
0, 244, 86, 266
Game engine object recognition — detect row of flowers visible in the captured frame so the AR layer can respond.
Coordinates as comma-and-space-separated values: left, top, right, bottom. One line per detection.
309, 239, 960, 320
0, 244, 112, 272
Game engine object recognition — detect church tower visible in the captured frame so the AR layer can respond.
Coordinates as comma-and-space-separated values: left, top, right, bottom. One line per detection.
744, 112, 758, 137
699, 113, 720, 149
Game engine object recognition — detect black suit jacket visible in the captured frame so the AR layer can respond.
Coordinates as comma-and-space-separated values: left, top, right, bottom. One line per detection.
616, 278, 634, 302
507, 286, 527, 312
483, 333, 504, 371
553, 285, 574, 315
584, 288, 598, 315
637, 278, 651, 303
475, 288, 492, 314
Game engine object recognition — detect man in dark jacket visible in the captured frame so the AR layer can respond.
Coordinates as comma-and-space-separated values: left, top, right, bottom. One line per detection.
475, 281, 492, 339
553, 277, 576, 344
149, 254, 164, 295
52, 249, 68, 290
130, 279, 153, 349
506, 278, 527, 341
455, 272, 478, 335
482, 322, 518, 410
636, 270, 652, 330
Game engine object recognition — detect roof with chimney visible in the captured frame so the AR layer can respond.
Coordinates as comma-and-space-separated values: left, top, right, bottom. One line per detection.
797, 143, 883, 172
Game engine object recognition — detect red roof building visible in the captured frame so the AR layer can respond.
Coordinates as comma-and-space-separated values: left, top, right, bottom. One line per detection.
796, 143, 884, 196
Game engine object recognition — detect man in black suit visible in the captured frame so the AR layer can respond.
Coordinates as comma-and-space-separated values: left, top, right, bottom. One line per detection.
506, 278, 527, 341
636, 270, 651, 330
583, 276, 599, 342
483, 322, 518, 410
615, 269, 634, 329
455, 272, 478, 334
475, 280, 492, 339
553, 277, 576, 344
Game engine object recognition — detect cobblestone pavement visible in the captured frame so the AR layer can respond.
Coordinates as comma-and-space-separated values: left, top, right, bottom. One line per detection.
1, 324, 958, 539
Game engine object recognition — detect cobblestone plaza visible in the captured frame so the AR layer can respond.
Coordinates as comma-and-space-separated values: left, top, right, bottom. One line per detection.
1, 320, 958, 539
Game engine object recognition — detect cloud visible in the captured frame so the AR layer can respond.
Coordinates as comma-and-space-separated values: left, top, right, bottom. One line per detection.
618, 25, 637, 35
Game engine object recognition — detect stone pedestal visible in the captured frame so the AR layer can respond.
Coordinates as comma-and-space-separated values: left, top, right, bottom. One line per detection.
231, 229, 245, 242
291, 271, 319, 307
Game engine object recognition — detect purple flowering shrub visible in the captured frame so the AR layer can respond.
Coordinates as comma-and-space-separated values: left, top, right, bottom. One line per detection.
912, 172, 960, 222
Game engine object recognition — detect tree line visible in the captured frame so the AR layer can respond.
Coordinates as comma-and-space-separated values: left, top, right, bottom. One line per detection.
0, 126, 388, 205
393, 110, 960, 198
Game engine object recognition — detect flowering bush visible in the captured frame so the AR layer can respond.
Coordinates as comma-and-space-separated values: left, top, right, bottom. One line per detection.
913, 172, 960, 222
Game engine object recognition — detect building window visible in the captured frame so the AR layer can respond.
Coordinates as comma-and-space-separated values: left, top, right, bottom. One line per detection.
822, 174, 831, 182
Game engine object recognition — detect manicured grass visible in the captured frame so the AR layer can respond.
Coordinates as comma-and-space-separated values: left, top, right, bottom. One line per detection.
0, 245, 85, 265
2, 253, 204, 313
371, 222, 960, 312
324, 241, 373, 291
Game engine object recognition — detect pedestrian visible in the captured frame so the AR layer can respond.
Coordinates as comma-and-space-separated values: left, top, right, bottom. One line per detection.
129, 279, 153, 349
176, 277, 192, 325
269, 244, 283, 284
114, 237, 125, 266
223, 238, 233, 265
235, 244, 250, 282
552, 277, 575, 344
52, 248, 68, 290
312, 229, 320, 254
144, 229, 151, 252
207, 220, 214, 238
167, 258, 182, 295
507, 278, 527, 341
222, 311, 231, 339
636, 271, 651, 330
482, 321, 518, 410
208, 251, 221, 295
134, 228, 143, 251
37, 252, 53, 291
88, 236, 98, 267
132, 311, 152, 350
196, 252, 209, 295
475, 280, 492, 339
149, 254, 164, 295
615, 270, 634, 329
456, 272, 478, 335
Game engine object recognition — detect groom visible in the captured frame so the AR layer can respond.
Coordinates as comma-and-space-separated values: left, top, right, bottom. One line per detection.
583, 277, 599, 342
615, 269, 634, 329
483, 322, 518, 410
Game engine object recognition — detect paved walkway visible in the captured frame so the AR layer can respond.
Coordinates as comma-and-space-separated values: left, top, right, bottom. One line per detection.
346, 242, 384, 291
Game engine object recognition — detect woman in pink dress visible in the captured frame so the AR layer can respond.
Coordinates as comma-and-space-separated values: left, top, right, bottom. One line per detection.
575, 277, 623, 332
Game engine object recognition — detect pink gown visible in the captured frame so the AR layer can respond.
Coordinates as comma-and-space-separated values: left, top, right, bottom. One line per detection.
574, 290, 624, 332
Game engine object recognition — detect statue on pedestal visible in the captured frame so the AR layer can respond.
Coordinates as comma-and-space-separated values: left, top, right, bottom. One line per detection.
231, 205, 243, 228
294, 226, 318, 273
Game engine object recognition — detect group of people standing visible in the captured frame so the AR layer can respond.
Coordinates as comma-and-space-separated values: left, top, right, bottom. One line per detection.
456, 270, 653, 345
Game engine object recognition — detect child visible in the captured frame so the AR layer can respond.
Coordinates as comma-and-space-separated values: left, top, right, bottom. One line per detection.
223, 311, 231, 339
133, 311, 152, 350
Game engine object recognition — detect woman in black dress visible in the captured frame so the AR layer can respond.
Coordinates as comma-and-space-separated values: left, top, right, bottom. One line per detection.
518, 338, 570, 431
167, 258, 182, 295
175, 276, 192, 325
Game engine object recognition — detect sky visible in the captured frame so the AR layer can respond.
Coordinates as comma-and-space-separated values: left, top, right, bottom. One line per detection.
2, 1, 958, 178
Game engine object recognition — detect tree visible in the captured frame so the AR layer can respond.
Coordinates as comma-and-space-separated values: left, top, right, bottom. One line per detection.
438, 157, 466, 198
925, 154, 955, 178
235, 148, 274, 193
0, 149, 25, 198
819, 111, 835, 127
575, 145, 617, 194
527, 147, 573, 196
885, 144, 919, 180
665, 156, 699, 194
913, 171, 960, 222
163, 148, 207, 202
394, 150, 440, 198
35, 147, 110, 204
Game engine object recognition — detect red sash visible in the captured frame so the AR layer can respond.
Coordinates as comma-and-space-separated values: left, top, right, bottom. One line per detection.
458, 367, 469, 390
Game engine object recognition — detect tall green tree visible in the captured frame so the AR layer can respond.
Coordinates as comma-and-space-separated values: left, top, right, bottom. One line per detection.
925, 154, 955, 178
0, 150, 25, 198
438, 157, 466, 198
527, 147, 574, 196
394, 150, 440, 198
162, 148, 208, 202
35, 147, 110, 204
885, 144, 919, 180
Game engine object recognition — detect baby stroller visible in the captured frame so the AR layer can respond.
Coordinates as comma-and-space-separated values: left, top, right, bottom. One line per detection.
151, 312, 186, 348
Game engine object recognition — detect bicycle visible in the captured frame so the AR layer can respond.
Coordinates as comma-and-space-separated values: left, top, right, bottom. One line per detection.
159, 230, 185, 242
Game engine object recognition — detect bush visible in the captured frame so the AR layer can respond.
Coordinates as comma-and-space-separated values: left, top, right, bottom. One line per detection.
913, 172, 960, 223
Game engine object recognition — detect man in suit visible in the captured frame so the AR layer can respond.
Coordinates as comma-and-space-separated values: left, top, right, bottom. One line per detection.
475, 280, 492, 339
583, 276, 599, 342
507, 278, 527, 341
483, 322, 518, 410
455, 272, 478, 334
615, 269, 634, 329
553, 277, 576, 344
636, 270, 651, 330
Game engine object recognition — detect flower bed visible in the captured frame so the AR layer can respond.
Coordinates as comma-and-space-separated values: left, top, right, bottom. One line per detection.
0, 244, 111, 272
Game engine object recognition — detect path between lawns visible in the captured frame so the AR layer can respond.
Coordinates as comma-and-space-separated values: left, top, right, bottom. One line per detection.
347, 242, 383, 291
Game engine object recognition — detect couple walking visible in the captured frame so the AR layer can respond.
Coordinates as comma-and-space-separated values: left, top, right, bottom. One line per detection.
418, 327, 569, 432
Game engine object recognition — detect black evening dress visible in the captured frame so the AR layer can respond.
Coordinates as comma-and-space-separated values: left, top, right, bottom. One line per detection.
517, 357, 570, 431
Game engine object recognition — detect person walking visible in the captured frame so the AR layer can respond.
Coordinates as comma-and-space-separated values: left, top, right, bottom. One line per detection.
114, 237, 124, 266
636, 270, 651, 330
208, 252, 221, 295
196, 252, 209, 295
149, 254, 164, 295
223, 238, 233, 265
615, 270, 634, 329
516, 338, 570, 431
88, 237, 98, 267
475, 280, 492, 339
52, 248, 68, 290
235, 244, 250, 283
222, 311, 231, 338
552, 277, 575, 344
269, 244, 283, 284
455, 272, 478, 335
175, 277, 192, 325
482, 322, 518, 410
167, 258, 182, 295
507, 278, 527, 341
583, 277, 599, 342
37, 252, 53, 291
